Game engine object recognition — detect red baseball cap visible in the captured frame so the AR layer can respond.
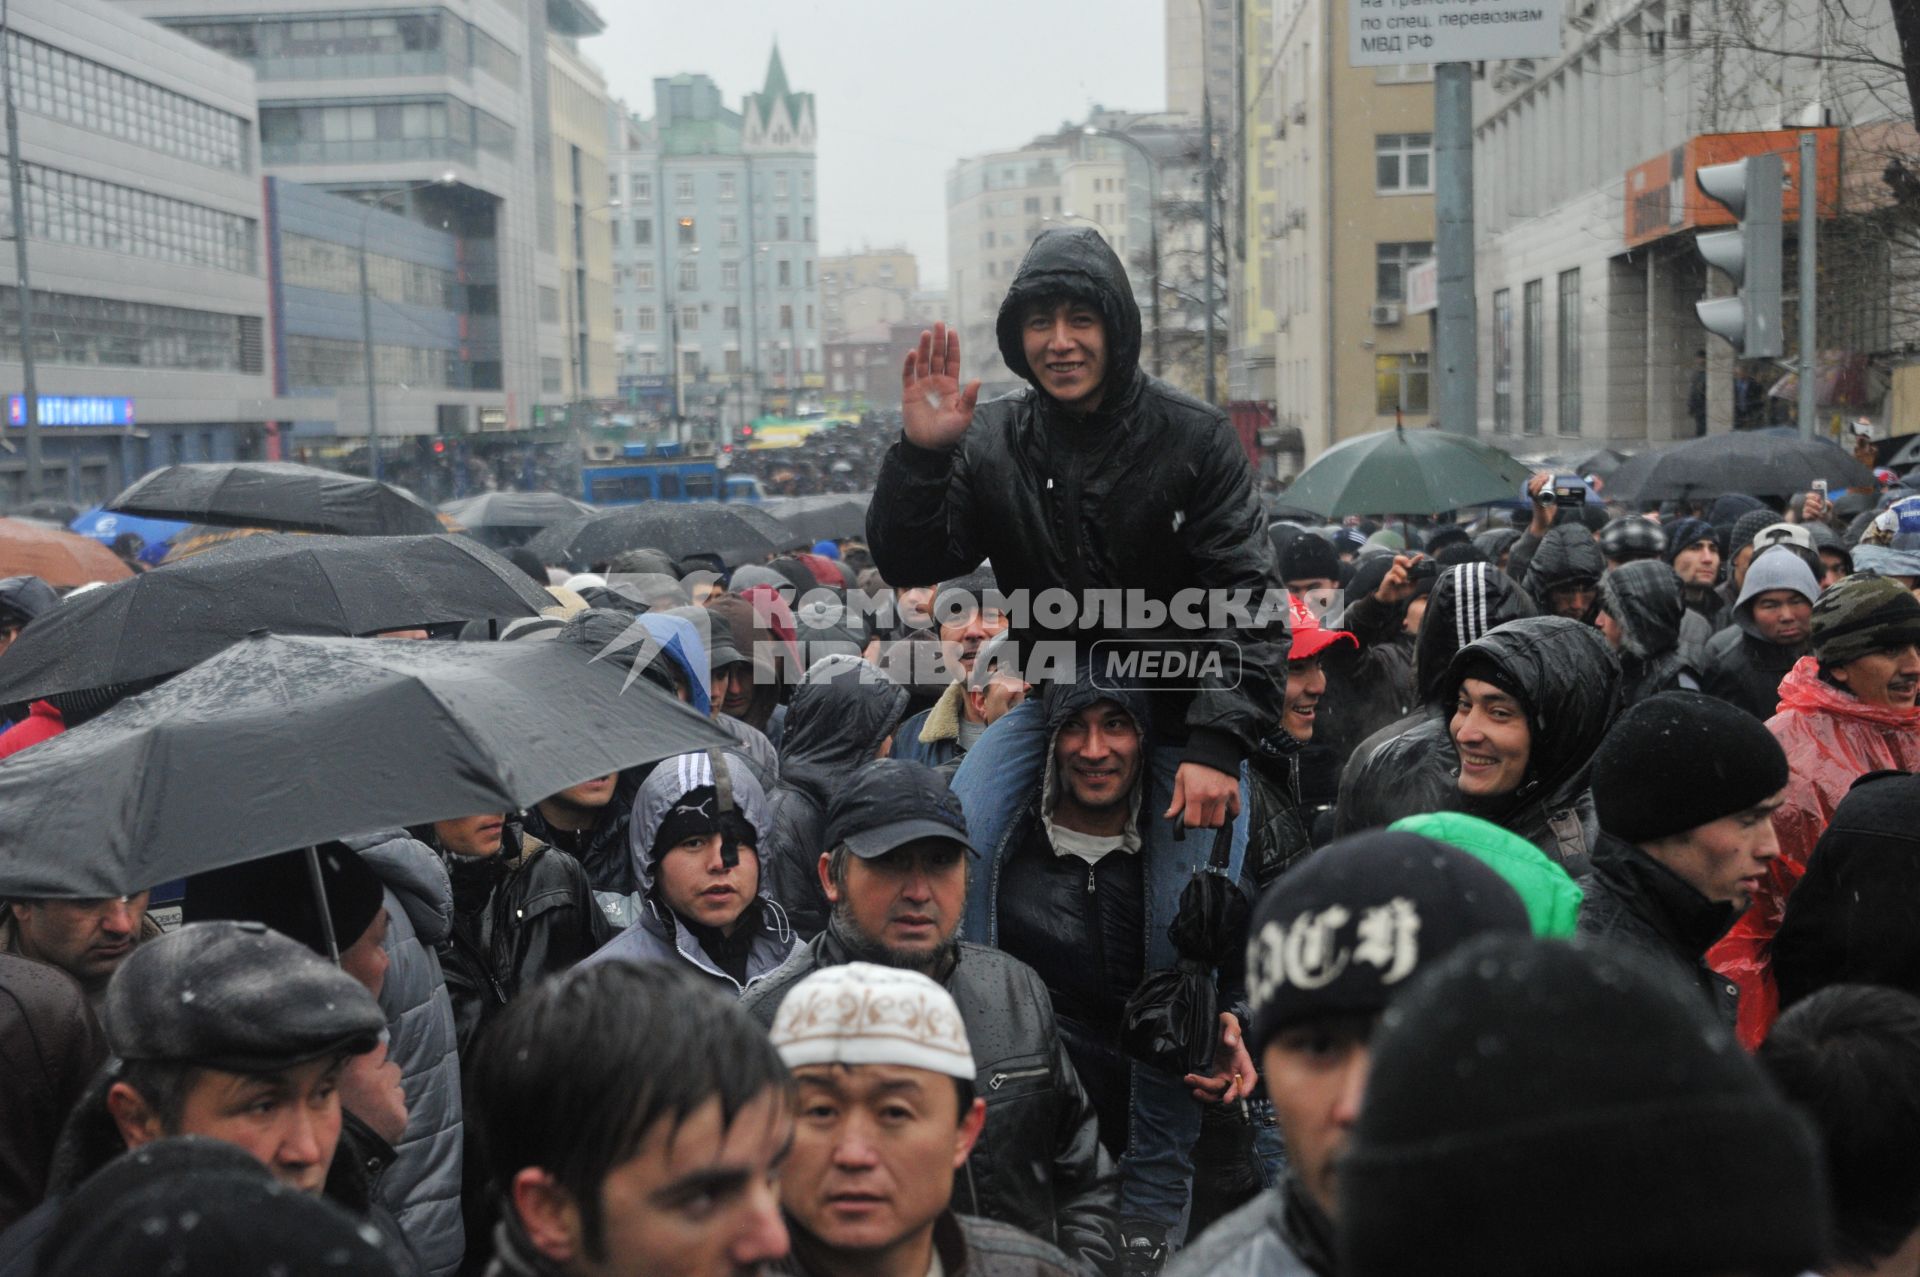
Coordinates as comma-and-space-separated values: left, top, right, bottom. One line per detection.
1288, 592, 1358, 660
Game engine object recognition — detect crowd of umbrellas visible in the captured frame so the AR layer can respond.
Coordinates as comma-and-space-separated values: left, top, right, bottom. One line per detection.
0, 460, 869, 930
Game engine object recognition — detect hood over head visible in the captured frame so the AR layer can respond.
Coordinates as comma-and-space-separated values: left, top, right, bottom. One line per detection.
633, 611, 712, 715
627, 748, 771, 897
1414, 561, 1539, 702
1735, 546, 1821, 639
1596, 560, 1684, 660
777, 654, 911, 798
1439, 616, 1622, 820
1523, 525, 1606, 608
1473, 527, 1524, 563
994, 227, 1143, 406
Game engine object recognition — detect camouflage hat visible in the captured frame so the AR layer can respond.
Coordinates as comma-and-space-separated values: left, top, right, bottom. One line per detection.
1811, 574, 1920, 669
104, 920, 385, 1072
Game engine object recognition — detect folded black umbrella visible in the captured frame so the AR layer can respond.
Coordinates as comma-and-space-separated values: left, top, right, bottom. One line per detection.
0, 632, 731, 898
109, 462, 444, 536
0, 533, 551, 707
527, 502, 782, 569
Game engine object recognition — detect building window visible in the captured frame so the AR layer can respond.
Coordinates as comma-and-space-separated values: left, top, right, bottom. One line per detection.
774, 172, 789, 199
636, 306, 659, 332
609, 219, 620, 247
725, 348, 742, 374
677, 218, 696, 246
634, 174, 651, 203
1557, 268, 1581, 435
9, 31, 251, 173
805, 260, 813, 286
718, 173, 735, 201
287, 334, 448, 388
777, 260, 791, 287
0, 286, 262, 373
775, 215, 789, 240
633, 217, 652, 246
683, 351, 700, 378
1375, 353, 1430, 415
805, 305, 814, 328
724, 305, 740, 330
540, 356, 562, 393
1522, 279, 1544, 435
1375, 133, 1433, 193
4, 161, 260, 274
720, 217, 738, 245
635, 263, 654, 289
675, 174, 694, 202
1375, 242, 1432, 302
613, 308, 624, 331
801, 171, 812, 199
802, 216, 811, 239
681, 305, 699, 331
1492, 288, 1513, 434
779, 304, 793, 328
608, 173, 621, 201
539, 286, 561, 323
722, 261, 739, 288
679, 261, 698, 291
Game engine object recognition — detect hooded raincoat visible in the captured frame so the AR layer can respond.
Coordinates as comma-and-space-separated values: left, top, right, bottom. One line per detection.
1708, 656, 1920, 1047
1597, 560, 1700, 706
583, 750, 795, 996
1432, 617, 1622, 877
762, 656, 911, 939
865, 227, 1288, 775
1334, 563, 1537, 836
1521, 524, 1606, 618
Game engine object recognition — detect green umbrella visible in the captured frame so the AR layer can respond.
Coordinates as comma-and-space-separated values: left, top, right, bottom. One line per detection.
1282, 426, 1535, 518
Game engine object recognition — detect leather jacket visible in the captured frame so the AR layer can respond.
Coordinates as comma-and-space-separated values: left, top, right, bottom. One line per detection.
743, 925, 1120, 1274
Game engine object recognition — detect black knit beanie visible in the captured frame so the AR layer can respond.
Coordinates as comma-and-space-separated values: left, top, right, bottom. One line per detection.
1245, 831, 1529, 1053
184, 844, 387, 958
649, 785, 758, 864
1590, 691, 1790, 844
1340, 935, 1829, 1277
1280, 534, 1342, 585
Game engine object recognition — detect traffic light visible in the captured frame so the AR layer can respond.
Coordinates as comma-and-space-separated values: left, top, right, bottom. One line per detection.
432, 438, 446, 454
1694, 152, 1785, 358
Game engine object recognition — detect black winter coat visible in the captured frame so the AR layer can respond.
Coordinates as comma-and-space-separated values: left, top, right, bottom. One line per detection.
763, 659, 911, 939
1246, 732, 1315, 890
866, 227, 1287, 774
437, 828, 611, 1056
743, 927, 1119, 1273
1701, 624, 1804, 721
1597, 560, 1700, 708
1577, 833, 1740, 1027
520, 772, 638, 897
1317, 593, 1416, 770
1520, 525, 1606, 617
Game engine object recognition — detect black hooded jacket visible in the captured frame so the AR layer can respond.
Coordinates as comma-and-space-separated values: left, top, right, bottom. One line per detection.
1577, 832, 1740, 1027
1521, 524, 1606, 618
1335, 563, 1537, 836
865, 228, 1287, 774
1434, 617, 1621, 875
763, 657, 911, 939
1597, 560, 1699, 707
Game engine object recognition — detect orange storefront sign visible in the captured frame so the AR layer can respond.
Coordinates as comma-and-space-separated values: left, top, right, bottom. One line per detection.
1623, 129, 1840, 249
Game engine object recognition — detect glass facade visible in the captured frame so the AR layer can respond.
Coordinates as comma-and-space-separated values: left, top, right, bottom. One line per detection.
1557, 269, 1582, 435
260, 97, 514, 166
163, 11, 520, 86
0, 162, 256, 273
285, 334, 448, 388
7, 31, 250, 172
0, 287, 263, 373
280, 232, 453, 307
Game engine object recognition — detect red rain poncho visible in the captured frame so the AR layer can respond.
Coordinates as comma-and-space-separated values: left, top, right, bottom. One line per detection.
1709, 655, 1920, 1047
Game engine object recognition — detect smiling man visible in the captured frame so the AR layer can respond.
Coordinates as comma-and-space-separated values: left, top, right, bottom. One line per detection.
1580, 692, 1789, 1027
769, 963, 1080, 1277
1280, 594, 1356, 745
867, 226, 1287, 838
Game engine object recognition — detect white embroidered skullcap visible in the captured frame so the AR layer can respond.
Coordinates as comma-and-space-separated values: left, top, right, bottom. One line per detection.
769, 962, 975, 1081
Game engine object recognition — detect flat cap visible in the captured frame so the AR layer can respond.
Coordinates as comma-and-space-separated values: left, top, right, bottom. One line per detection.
104, 920, 385, 1072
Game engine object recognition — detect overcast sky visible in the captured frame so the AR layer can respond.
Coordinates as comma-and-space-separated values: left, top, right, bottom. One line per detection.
590, 0, 1169, 287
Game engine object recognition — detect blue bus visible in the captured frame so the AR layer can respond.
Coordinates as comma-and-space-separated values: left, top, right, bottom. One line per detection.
580, 447, 763, 505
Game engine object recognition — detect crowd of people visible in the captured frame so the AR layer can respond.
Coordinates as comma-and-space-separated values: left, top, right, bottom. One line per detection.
0, 224, 1916, 1276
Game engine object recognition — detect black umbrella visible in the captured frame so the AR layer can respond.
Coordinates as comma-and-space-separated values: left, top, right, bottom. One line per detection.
109, 462, 445, 536
438, 491, 592, 547
1604, 431, 1875, 502
527, 502, 782, 569
726, 502, 811, 553
1574, 448, 1628, 480
764, 495, 872, 545
0, 632, 731, 898
0, 533, 551, 707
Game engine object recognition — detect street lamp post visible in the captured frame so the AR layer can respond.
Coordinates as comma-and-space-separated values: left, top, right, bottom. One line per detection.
1083, 125, 1162, 379
357, 173, 455, 482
